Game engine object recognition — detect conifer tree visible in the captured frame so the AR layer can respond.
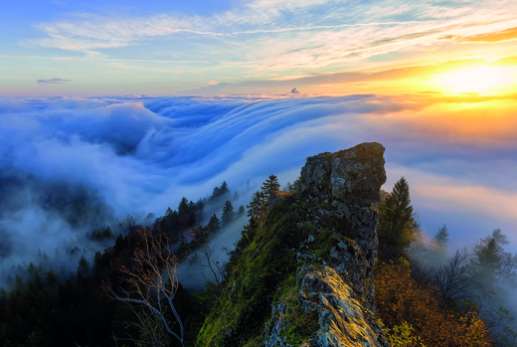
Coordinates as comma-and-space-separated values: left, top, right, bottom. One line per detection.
248, 191, 266, 220
261, 175, 280, 202
472, 229, 510, 285
378, 177, 418, 260
220, 181, 229, 194
207, 213, 220, 233
178, 197, 196, 227
434, 225, 449, 248
178, 197, 189, 212
211, 181, 229, 200
222, 200, 234, 225
77, 257, 90, 278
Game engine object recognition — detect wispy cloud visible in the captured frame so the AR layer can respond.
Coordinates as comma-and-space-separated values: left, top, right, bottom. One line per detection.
37, 78, 70, 85
34, 1, 517, 53
455, 26, 517, 42
0, 0, 513, 96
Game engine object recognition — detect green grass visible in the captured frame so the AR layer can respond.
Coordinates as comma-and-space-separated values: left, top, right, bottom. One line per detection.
194, 193, 341, 346
272, 274, 319, 345
195, 197, 305, 346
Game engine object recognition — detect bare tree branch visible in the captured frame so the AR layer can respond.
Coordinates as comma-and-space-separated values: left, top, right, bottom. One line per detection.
110, 231, 184, 347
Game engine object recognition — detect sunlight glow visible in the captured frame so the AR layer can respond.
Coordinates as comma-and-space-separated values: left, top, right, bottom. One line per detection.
429, 64, 516, 96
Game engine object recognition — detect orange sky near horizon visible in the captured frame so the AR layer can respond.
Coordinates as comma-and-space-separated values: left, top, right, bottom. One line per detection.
296, 57, 517, 98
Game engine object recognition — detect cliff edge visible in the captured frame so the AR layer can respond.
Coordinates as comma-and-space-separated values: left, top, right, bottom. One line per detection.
196, 142, 387, 347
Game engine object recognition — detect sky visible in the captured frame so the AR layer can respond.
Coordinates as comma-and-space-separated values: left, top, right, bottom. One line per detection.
0, 1, 517, 277
1, 0, 517, 96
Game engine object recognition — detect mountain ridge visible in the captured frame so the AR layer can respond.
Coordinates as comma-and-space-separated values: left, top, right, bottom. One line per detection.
196, 142, 387, 346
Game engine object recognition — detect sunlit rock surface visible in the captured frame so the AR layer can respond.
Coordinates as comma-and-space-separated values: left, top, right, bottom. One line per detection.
197, 143, 387, 346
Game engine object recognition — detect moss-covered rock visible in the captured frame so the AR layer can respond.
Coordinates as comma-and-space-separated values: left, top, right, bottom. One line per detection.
196, 197, 304, 346
195, 143, 388, 347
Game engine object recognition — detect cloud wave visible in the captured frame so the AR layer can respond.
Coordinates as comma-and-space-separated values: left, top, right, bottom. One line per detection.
1, 95, 516, 283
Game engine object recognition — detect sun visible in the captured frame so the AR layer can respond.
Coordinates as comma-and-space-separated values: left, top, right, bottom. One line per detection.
428, 64, 516, 96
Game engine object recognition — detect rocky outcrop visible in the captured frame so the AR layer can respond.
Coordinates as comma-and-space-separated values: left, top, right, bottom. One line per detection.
299, 267, 385, 347
266, 142, 387, 347
196, 143, 387, 347
299, 142, 386, 205
298, 142, 386, 305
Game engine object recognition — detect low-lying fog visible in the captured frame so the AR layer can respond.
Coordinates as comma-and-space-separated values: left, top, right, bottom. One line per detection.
1, 95, 516, 285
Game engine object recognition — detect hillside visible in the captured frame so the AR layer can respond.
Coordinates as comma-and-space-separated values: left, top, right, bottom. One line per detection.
196, 142, 388, 346
0, 142, 504, 347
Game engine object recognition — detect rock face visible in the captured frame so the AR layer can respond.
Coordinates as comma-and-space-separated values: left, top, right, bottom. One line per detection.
299, 142, 386, 206
298, 142, 386, 305
267, 142, 387, 347
196, 143, 387, 347
300, 267, 385, 347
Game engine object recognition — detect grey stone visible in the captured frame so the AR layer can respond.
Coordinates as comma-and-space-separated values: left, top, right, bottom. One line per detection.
265, 143, 388, 347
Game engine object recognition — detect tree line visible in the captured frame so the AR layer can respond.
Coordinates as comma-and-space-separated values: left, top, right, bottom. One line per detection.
376, 177, 517, 346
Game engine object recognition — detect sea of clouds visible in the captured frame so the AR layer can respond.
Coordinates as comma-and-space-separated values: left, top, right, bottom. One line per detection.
1, 95, 516, 283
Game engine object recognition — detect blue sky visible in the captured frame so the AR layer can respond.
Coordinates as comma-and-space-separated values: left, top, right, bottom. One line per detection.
1, 0, 516, 96
1, 1, 517, 272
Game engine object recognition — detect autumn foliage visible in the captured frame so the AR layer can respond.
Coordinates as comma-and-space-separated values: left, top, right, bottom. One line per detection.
375, 261, 492, 347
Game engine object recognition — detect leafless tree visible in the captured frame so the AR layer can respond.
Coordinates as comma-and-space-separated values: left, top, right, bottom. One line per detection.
202, 246, 225, 285
433, 250, 471, 302
110, 231, 184, 347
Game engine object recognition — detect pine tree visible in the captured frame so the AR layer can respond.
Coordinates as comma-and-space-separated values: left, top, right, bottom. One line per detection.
473, 229, 509, 281
178, 197, 190, 218
160, 207, 179, 236
211, 181, 229, 200
222, 200, 234, 225
248, 191, 266, 220
220, 181, 229, 194
261, 175, 280, 201
207, 213, 220, 233
434, 225, 449, 248
469, 229, 517, 346
378, 177, 418, 260
178, 197, 196, 228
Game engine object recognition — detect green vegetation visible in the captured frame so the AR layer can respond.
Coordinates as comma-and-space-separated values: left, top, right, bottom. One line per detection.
378, 177, 418, 261
222, 200, 234, 225
1, 165, 515, 347
378, 320, 425, 347
376, 177, 517, 347
272, 275, 319, 345
196, 195, 303, 346
0, 181, 239, 347
196, 173, 332, 346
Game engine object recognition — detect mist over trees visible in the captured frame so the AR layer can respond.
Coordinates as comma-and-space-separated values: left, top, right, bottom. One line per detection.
0, 168, 515, 346
377, 177, 517, 346
421, 229, 517, 346
0, 180, 245, 346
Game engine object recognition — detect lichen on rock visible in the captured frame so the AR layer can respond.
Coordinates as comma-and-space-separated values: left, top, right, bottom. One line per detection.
196, 143, 388, 347
266, 143, 388, 347
299, 266, 386, 347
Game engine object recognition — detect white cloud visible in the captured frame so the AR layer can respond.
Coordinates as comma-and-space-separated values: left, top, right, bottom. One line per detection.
1, 94, 517, 280
30, 0, 517, 86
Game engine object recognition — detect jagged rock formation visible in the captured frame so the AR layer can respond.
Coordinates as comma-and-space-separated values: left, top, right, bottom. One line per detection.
298, 142, 386, 306
196, 143, 387, 347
